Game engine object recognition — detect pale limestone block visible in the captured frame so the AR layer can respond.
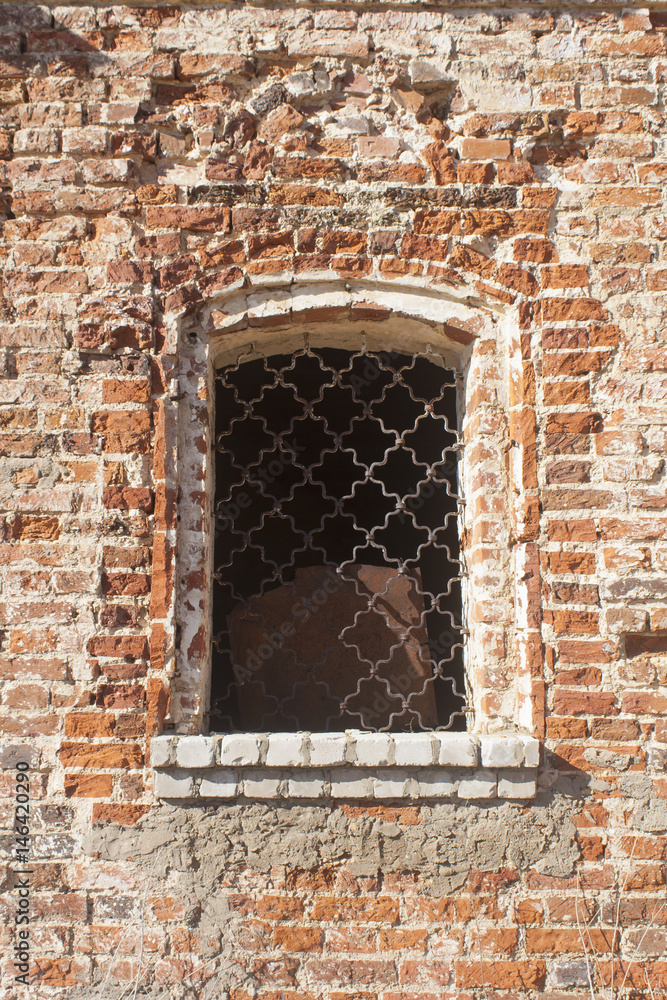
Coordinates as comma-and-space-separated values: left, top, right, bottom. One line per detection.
287, 771, 326, 798
520, 736, 540, 767
153, 770, 195, 798
199, 770, 239, 798
266, 733, 305, 767
436, 734, 478, 767
353, 733, 392, 766
150, 736, 174, 768
457, 770, 497, 799
220, 734, 262, 766
243, 772, 283, 798
330, 769, 373, 798
419, 769, 457, 797
308, 733, 348, 767
409, 55, 452, 84
393, 733, 436, 766
373, 771, 412, 798
175, 736, 215, 768
480, 735, 524, 769
498, 769, 538, 800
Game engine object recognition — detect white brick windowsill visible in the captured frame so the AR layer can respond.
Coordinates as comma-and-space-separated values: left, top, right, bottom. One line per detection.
152, 732, 539, 801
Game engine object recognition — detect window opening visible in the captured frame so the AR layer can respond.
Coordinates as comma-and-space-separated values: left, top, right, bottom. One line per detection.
209, 342, 467, 733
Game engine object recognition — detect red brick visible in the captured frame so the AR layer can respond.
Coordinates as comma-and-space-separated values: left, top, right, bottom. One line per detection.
455, 961, 546, 989
460, 138, 511, 160
145, 206, 230, 231
86, 636, 149, 659
551, 610, 599, 634
496, 263, 538, 296
526, 928, 617, 953
256, 897, 304, 921
304, 959, 394, 986
400, 960, 451, 986
92, 804, 150, 825
421, 143, 457, 184
541, 265, 589, 288
103, 486, 154, 511
65, 713, 116, 737
553, 692, 618, 716
95, 683, 145, 710
10, 514, 59, 540
542, 298, 606, 323
91, 411, 150, 453
621, 692, 667, 715
64, 774, 113, 797
31, 959, 90, 989
247, 230, 295, 260
310, 898, 399, 923
59, 742, 144, 768
457, 161, 494, 184
400, 233, 449, 261
102, 572, 150, 597
274, 927, 323, 952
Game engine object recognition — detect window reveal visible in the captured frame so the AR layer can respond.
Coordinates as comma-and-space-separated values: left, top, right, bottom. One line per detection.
210, 343, 467, 733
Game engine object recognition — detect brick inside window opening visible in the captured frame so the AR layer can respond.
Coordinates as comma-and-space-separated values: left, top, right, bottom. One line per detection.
209, 343, 467, 733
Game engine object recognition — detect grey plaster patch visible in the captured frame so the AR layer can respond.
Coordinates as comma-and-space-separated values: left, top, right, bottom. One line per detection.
71, 788, 580, 999
633, 797, 667, 833
83, 790, 579, 885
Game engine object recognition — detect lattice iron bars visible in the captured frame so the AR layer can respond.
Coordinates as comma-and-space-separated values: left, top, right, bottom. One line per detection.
209, 340, 468, 733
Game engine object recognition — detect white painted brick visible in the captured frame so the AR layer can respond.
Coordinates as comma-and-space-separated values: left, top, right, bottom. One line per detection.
308, 733, 348, 767
393, 733, 436, 766
419, 769, 456, 797
199, 770, 239, 798
287, 771, 326, 798
457, 770, 497, 799
330, 769, 373, 798
373, 771, 412, 798
242, 772, 283, 798
175, 736, 215, 768
153, 770, 195, 798
498, 769, 537, 800
220, 734, 262, 766
480, 735, 524, 769
436, 734, 478, 767
150, 736, 174, 768
520, 736, 540, 767
266, 733, 305, 767
353, 733, 391, 766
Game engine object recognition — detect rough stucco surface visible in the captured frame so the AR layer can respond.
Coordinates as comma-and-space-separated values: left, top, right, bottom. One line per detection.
2, 0, 667, 996
70, 789, 581, 999
85, 793, 579, 878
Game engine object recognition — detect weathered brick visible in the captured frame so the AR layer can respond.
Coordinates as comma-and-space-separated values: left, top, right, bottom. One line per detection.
59, 742, 144, 768
91, 411, 151, 453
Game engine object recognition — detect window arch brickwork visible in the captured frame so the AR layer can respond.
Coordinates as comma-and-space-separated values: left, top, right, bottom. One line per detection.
152, 287, 542, 798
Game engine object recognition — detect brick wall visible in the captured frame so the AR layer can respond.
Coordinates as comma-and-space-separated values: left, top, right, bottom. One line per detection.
1, 2, 667, 996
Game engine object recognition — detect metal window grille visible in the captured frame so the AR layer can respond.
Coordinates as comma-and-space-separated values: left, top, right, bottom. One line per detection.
210, 341, 467, 733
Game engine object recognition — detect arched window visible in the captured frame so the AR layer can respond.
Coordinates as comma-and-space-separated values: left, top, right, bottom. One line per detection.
209, 340, 467, 733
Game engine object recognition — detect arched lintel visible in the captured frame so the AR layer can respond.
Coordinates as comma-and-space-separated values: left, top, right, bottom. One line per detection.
191, 278, 504, 370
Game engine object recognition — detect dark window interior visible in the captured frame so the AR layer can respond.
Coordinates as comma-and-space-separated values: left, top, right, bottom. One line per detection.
209, 346, 467, 733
